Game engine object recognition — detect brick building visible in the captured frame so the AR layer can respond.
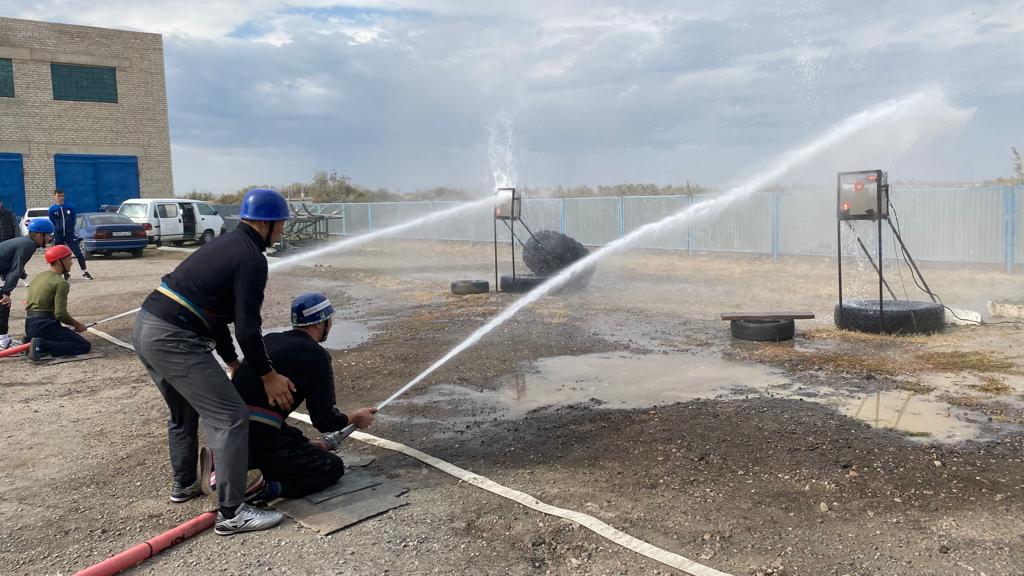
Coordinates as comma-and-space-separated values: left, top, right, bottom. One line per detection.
0, 17, 173, 217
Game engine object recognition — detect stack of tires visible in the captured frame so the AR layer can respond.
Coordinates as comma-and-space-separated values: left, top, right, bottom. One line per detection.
500, 230, 594, 293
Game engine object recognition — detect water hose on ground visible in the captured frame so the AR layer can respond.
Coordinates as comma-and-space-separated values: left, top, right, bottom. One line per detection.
0, 342, 29, 358
73, 511, 216, 576
293, 413, 733, 576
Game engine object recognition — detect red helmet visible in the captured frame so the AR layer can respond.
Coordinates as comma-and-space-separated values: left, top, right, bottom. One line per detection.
45, 245, 73, 264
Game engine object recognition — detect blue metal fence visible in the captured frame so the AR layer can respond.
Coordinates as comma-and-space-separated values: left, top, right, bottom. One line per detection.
236, 185, 1024, 271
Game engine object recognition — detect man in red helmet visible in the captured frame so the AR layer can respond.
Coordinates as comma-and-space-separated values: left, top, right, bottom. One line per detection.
24, 244, 91, 360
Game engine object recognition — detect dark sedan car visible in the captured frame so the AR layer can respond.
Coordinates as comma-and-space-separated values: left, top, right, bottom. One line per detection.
75, 213, 149, 257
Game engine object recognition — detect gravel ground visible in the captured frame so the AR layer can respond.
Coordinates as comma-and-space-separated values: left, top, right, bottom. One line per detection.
1, 240, 1023, 576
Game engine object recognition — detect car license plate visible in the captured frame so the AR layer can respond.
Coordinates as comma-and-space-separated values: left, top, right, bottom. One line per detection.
112, 231, 132, 237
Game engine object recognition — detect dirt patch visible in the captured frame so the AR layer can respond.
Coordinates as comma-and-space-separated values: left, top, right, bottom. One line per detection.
2, 241, 1024, 576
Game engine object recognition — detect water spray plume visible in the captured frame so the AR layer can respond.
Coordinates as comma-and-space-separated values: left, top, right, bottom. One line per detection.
344, 88, 972, 434
84, 192, 513, 327
268, 192, 510, 273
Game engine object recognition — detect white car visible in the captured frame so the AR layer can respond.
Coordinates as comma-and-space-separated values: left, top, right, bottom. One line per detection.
117, 198, 226, 245
20, 207, 50, 236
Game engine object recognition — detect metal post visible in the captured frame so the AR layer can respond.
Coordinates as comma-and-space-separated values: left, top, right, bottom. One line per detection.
617, 196, 625, 239
559, 197, 566, 234
367, 203, 374, 231
771, 191, 780, 262
493, 210, 499, 292
877, 188, 884, 333
341, 205, 347, 236
1004, 186, 1017, 274
687, 195, 693, 257
837, 217, 843, 326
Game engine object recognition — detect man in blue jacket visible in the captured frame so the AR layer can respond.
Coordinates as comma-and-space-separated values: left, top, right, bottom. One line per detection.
48, 188, 92, 280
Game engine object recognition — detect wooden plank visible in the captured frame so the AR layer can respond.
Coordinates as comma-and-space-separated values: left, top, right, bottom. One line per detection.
720, 311, 815, 321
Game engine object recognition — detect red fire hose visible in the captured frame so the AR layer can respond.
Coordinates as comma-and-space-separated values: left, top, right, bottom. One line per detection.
73, 511, 216, 576
0, 343, 29, 358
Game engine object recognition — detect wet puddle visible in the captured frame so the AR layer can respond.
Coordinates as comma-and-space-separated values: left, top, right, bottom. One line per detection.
405, 351, 786, 418
401, 351, 1024, 443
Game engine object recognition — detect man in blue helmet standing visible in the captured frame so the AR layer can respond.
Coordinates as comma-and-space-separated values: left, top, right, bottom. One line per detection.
133, 188, 294, 536
0, 218, 53, 350
229, 292, 376, 502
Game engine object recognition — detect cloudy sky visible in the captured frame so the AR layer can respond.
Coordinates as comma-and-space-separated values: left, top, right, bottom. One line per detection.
5, 1, 1023, 194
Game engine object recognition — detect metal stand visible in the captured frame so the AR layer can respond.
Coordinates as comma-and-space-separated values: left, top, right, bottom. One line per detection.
492, 188, 539, 292
836, 170, 888, 331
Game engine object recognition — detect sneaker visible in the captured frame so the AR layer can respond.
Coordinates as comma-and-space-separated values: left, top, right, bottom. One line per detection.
82, 271, 94, 280
199, 446, 215, 496
169, 479, 202, 503
26, 337, 43, 361
0, 335, 12, 350
214, 503, 283, 536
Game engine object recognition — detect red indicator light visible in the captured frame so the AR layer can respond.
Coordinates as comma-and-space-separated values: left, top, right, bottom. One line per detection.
868, 174, 877, 182
854, 181, 864, 192
841, 202, 850, 211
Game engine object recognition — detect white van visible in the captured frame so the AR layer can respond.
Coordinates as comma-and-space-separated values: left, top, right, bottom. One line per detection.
118, 199, 226, 245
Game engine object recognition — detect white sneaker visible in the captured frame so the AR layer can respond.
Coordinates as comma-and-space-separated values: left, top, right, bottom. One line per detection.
0, 335, 12, 350
214, 503, 283, 535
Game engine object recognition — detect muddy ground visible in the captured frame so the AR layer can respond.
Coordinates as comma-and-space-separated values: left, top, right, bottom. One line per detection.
1, 240, 1023, 576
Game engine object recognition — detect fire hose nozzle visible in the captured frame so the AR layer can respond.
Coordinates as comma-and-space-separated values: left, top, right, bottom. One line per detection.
322, 423, 357, 450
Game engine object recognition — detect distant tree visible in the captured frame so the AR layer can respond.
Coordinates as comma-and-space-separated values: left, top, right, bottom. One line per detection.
1013, 146, 1024, 184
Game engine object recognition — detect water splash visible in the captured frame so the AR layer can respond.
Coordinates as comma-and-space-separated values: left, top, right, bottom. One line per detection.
268, 192, 509, 273
488, 108, 518, 189
375, 88, 973, 410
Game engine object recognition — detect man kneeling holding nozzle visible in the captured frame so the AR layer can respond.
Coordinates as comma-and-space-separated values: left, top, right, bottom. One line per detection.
24, 245, 91, 360
226, 292, 377, 501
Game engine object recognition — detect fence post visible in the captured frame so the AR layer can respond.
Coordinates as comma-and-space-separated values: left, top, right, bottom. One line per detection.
771, 191, 780, 262
687, 195, 693, 257
617, 196, 625, 238
1005, 186, 1017, 273
367, 203, 374, 231
559, 197, 566, 234
341, 204, 348, 236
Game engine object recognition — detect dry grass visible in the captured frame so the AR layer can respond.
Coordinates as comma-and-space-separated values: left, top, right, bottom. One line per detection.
741, 346, 911, 377
896, 380, 936, 394
966, 375, 1014, 395
916, 351, 1018, 373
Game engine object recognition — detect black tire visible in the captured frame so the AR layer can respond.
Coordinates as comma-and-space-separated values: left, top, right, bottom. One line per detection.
834, 300, 944, 335
522, 230, 595, 292
200, 229, 215, 244
131, 248, 144, 258
500, 273, 547, 293
730, 319, 796, 342
451, 280, 489, 295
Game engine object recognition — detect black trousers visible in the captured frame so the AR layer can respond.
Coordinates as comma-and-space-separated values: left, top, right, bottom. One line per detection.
0, 299, 9, 335
25, 316, 91, 357
249, 422, 344, 498
53, 234, 87, 270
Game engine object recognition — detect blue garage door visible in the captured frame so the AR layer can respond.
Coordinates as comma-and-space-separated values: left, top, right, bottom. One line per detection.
54, 154, 140, 213
0, 153, 26, 217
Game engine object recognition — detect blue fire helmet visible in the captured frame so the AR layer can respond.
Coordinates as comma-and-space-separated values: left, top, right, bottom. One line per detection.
239, 188, 290, 221
291, 292, 335, 327
28, 219, 55, 234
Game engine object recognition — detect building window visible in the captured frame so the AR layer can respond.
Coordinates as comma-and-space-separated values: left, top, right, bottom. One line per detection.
51, 63, 118, 103
0, 58, 13, 98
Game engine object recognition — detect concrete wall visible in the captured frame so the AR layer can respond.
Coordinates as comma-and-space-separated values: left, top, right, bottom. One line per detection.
0, 17, 173, 208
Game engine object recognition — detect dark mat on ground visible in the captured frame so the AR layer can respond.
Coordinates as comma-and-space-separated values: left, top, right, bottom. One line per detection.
340, 453, 375, 468
275, 481, 408, 534
304, 467, 384, 504
29, 352, 107, 366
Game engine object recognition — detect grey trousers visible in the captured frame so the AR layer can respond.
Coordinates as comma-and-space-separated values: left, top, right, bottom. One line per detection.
133, 310, 248, 508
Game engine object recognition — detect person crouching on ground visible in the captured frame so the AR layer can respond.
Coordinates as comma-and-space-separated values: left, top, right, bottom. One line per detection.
0, 219, 54, 350
228, 292, 376, 502
24, 245, 91, 360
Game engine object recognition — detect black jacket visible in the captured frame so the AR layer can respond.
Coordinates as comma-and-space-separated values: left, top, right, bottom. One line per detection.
233, 329, 349, 433
141, 223, 274, 375
0, 207, 18, 243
